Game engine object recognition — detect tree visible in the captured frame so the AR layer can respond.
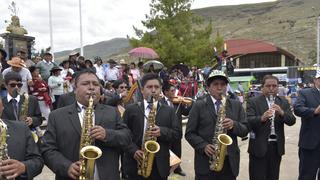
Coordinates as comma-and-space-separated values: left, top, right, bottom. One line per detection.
130, 0, 213, 67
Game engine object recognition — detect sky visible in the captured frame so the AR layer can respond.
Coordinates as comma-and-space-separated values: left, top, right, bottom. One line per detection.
0, 0, 276, 53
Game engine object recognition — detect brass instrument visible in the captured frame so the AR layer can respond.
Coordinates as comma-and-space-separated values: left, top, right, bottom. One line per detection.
19, 93, 39, 143
209, 95, 233, 172
268, 95, 277, 140
137, 97, 160, 178
79, 95, 102, 180
0, 119, 9, 180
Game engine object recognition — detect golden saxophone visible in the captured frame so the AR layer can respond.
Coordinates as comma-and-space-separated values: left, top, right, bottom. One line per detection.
209, 95, 233, 172
19, 93, 40, 143
0, 119, 10, 180
137, 97, 160, 178
79, 95, 102, 180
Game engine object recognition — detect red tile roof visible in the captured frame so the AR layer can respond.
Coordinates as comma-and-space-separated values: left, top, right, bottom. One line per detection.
225, 39, 278, 56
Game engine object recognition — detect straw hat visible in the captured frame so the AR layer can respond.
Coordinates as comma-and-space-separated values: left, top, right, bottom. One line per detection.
119, 59, 127, 65
7, 57, 26, 68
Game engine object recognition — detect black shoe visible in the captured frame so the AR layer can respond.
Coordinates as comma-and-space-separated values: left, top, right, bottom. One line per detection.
174, 169, 186, 176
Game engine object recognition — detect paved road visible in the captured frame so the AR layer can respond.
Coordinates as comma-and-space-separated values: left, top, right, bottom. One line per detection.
36, 118, 300, 180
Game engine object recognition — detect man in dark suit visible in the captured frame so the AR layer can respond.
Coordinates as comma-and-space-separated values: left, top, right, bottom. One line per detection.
40, 69, 131, 180
0, 98, 44, 180
160, 82, 190, 176
56, 91, 76, 109
294, 72, 320, 180
1, 72, 42, 128
123, 73, 181, 180
185, 70, 248, 180
247, 75, 296, 180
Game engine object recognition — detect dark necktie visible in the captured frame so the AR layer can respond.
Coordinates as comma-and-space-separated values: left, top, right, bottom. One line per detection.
215, 100, 222, 113
11, 99, 18, 120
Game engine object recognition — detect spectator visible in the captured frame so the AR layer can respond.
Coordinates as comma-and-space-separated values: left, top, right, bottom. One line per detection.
48, 67, 64, 110
36, 52, 57, 82
94, 57, 105, 81
104, 59, 119, 82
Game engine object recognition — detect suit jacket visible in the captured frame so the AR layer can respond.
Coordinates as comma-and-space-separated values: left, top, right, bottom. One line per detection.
294, 88, 320, 149
247, 95, 296, 157
122, 101, 182, 178
185, 95, 248, 176
2, 95, 42, 128
3, 119, 44, 180
40, 103, 131, 180
56, 92, 76, 109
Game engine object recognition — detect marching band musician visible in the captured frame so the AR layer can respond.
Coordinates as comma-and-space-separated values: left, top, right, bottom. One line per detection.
40, 69, 131, 180
185, 70, 248, 180
1, 72, 42, 129
294, 72, 320, 180
0, 98, 44, 180
247, 75, 295, 180
123, 73, 181, 180
160, 82, 190, 176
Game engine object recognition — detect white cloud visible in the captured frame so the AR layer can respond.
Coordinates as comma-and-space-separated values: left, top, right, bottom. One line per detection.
0, 0, 276, 53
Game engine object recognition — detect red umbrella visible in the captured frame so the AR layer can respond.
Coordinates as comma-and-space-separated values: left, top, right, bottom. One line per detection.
128, 47, 159, 59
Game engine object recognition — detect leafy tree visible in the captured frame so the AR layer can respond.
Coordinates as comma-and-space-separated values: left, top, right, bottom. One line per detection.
130, 0, 213, 67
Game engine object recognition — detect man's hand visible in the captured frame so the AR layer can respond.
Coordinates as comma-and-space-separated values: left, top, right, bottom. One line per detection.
222, 118, 234, 130
133, 150, 144, 164
261, 109, 274, 122
24, 117, 33, 126
271, 104, 284, 116
67, 161, 81, 179
314, 105, 320, 115
90, 126, 106, 141
0, 159, 26, 180
147, 125, 161, 137
204, 144, 215, 157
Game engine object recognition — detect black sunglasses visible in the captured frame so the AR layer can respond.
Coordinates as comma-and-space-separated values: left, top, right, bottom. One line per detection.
8, 83, 23, 88
119, 86, 128, 89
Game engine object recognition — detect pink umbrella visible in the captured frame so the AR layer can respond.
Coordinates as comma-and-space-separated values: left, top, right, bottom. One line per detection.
128, 47, 159, 59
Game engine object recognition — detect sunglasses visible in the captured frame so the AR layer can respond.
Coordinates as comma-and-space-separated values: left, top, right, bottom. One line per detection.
8, 83, 23, 88
119, 86, 127, 89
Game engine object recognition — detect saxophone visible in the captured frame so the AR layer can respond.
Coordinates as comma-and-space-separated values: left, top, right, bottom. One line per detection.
19, 93, 40, 143
209, 95, 233, 172
137, 97, 160, 178
0, 119, 9, 180
79, 95, 102, 180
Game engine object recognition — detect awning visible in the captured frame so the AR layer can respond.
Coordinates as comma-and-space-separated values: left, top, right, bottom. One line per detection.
229, 76, 255, 82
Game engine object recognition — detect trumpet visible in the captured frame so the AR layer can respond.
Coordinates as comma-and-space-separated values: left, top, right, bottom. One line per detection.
268, 95, 277, 140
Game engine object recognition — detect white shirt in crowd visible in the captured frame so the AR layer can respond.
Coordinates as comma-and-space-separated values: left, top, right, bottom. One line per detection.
105, 67, 119, 81
2, 67, 32, 94
94, 64, 105, 81
48, 75, 64, 96
60, 67, 74, 79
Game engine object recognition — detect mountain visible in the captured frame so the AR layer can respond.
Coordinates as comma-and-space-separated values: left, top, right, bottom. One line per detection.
54, 0, 319, 65
193, 0, 319, 65
54, 37, 131, 62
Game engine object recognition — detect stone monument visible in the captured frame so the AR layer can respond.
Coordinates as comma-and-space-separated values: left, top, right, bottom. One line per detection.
0, 2, 35, 60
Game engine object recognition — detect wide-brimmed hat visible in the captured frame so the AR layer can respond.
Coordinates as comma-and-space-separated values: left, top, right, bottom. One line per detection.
69, 51, 80, 56
315, 69, 320, 79
119, 59, 127, 65
50, 66, 62, 73
108, 59, 117, 64
206, 70, 229, 85
0, 48, 7, 59
7, 57, 26, 68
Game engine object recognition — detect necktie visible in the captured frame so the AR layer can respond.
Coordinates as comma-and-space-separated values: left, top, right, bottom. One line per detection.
215, 100, 222, 113
11, 99, 18, 120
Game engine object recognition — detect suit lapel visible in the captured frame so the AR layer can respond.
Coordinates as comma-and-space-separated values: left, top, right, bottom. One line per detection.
137, 101, 145, 133
206, 95, 217, 119
94, 104, 103, 126
68, 103, 81, 136
259, 95, 269, 113
3, 97, 14, 120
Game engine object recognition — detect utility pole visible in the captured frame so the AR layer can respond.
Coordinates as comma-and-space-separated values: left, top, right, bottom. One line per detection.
79, 0, 83, 56
48, 0, 54, 60
317, 16, 320, 67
